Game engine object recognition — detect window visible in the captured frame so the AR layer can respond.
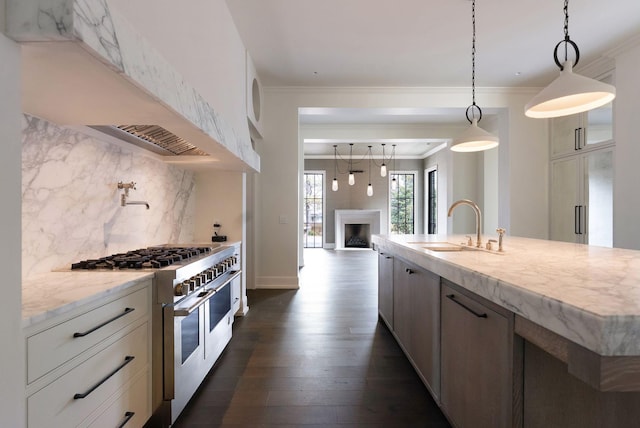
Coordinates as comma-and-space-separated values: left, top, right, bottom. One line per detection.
390, 172, 415, 234
303, 172, 324, 248
426, 167, 437, 234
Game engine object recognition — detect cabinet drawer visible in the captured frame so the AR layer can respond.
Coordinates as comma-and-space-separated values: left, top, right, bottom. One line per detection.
27, 322, 148, 428
27, 287, 149, 383
87, 370, 149, 428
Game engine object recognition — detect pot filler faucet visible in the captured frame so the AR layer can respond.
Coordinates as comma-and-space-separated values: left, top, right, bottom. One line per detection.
118, 181, 150, 209
447, 199, 482, 248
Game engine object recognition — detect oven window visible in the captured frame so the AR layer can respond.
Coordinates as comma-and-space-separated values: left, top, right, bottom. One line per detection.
209, 284, 231, 332
181, 308, 200, 364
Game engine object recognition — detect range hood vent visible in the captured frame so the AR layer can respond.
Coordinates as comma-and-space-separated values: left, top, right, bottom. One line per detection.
91, 125, 209, 156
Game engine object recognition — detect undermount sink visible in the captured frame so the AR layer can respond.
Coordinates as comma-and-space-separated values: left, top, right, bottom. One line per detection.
420, 242, 468, 252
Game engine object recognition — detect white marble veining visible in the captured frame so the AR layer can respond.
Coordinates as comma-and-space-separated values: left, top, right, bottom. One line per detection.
6, 0, 260, 171
22, 115, 196, 279
22, 271, 153, 328
373, 234, 640, 356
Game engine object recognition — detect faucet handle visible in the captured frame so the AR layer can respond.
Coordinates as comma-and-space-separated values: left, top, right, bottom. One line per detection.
465, 235, 473, 246
486, 239, 497, 250
496, 228, 506, 252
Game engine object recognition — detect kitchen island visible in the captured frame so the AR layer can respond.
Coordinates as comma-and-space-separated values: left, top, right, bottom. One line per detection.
373, 233, 640, 428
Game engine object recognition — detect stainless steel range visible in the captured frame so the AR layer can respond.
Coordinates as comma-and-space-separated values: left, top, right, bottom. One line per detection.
71, 244, 241, 427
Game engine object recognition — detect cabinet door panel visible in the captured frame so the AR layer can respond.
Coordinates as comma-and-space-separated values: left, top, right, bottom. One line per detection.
410, 268, 440, 398
550, 157, 581, 243
377, 252, 394, 328
392, 258, 411, 349
551, 114, 582, 157
441, 283, 511, 428
585, 149, 613, 247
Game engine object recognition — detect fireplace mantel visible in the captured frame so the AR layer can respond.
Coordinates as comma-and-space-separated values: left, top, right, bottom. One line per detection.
335, 210, 381, 250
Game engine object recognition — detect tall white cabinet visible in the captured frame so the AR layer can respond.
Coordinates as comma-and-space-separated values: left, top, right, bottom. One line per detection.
549, 75, 614, 246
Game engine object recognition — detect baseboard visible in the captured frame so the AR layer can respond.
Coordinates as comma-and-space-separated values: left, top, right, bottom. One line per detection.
255, 276, 300, 289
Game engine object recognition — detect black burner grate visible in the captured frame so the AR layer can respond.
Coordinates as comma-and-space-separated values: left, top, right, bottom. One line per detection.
71, 246, 212, 270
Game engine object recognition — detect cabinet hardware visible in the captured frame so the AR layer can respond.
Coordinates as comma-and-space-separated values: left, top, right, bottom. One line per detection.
574, 127, 584, 150
73, 307, 135, 338
117, 411, 135, 428
73, 356, 135, 399
574, 205, 584, 235
446, 294, 488, 318
406, 268, 414, 274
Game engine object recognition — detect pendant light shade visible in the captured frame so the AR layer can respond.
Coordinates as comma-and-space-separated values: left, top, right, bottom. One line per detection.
525, 0, 616, 119
525, 61, 615, 118
380, 164, 387, 177
348, 143, 355, 186
332, 178, 338, 192
452, 0, 499, 153
451, 117, 499, 152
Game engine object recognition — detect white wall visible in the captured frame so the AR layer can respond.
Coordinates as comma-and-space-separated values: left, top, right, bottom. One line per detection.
194, 171, 244, 243
613, 40, 640, 250
0, 33, 25, 428
108, 0, 250, 147
258, 87, 548, 289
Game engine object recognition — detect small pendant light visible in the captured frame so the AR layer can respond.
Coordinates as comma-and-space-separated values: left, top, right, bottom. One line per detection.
348, 143, 355, 186
380, 144, 387, 177
367, 146, 374, 196
390, 144, 398, 191
525, 0, 615, 118
332, 145, 339, 191
451, 0, 499, 153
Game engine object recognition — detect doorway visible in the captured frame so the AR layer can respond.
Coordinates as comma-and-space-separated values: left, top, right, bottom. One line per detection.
303, 172, 324, 248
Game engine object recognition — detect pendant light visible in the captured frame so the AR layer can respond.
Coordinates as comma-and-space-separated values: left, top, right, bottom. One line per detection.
348, 143, 355, 186
332, 145, 339, 191
380, 144, 387, 177
451, 0, 499, 153
367, 146, 374, 196
525, 0, 615, 118
390, 144, 398, 191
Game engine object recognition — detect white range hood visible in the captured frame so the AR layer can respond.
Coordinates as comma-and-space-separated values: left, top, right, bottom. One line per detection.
6, 0, 260, 172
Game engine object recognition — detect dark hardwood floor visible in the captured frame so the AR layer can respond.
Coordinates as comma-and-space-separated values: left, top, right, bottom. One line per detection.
173, 249, 450, 427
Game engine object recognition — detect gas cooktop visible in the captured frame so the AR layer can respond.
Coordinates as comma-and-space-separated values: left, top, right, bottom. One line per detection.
70, 246, 213, 270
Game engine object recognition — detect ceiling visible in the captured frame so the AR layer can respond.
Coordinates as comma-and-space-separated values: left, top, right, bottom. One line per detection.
226, 0, 640, 157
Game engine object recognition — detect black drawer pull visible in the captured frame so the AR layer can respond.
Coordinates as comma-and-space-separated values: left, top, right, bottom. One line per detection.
118, 411, 135, 428
406, 268, 414, 274
73, 356, 135, 399
73, 307, 135, 338
446, 294, 487, 318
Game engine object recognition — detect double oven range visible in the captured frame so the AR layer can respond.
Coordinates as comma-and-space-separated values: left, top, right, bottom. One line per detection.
72, 244, 241, 427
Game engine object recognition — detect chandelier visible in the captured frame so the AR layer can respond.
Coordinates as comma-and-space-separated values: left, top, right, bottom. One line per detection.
331, 143, 396, 196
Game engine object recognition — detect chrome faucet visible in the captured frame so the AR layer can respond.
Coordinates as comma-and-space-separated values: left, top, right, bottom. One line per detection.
447, 199, 482, 248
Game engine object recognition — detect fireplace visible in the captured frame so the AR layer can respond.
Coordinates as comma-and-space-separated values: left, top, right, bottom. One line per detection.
344, 223, 371, 248
334, 209, 381, 250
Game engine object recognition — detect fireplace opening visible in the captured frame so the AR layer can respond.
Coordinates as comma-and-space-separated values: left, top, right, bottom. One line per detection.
344, 223, 371, 248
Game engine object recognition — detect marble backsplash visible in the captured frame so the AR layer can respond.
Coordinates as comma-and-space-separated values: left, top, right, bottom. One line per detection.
22, 115, 196, 279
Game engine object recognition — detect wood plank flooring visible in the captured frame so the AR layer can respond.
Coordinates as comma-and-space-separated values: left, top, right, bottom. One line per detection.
173, 249, 450, 427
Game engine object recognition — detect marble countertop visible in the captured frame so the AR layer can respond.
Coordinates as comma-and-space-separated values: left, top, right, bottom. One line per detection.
22, 271, 154, 329
372, 234, 640, 356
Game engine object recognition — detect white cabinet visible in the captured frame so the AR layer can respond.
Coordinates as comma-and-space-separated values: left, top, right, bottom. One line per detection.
550, 73, 614, 246
550, 148, 613, 246
24, 281, 152, 428
550, 75, 614, 158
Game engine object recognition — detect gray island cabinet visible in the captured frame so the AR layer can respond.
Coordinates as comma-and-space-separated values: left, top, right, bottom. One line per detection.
373, 234, 640, 428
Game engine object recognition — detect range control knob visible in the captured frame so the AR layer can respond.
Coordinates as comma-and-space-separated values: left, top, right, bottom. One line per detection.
174, 282, 188, 296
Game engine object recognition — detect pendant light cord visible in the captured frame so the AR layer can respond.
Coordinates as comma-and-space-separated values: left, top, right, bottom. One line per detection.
465, 0, 482, 124
471, 0, 476, 109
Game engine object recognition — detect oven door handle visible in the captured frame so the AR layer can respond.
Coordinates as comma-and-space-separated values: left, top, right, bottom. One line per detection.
174, 289, 216, 317
173, 270, 241, 317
